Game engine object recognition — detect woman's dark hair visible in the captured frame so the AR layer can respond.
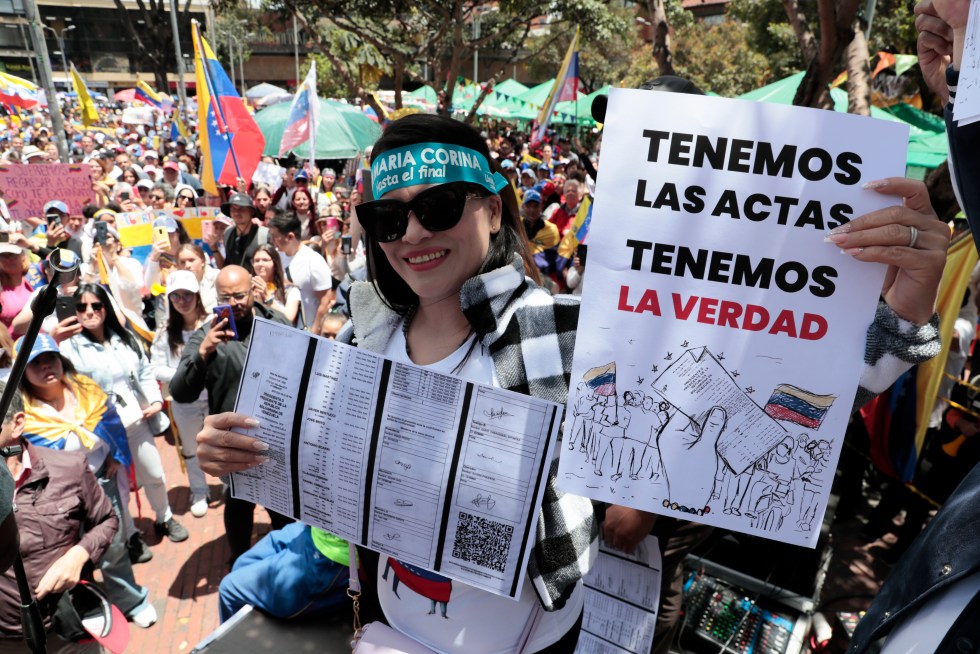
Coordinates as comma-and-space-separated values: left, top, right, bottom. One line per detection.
73, 283, 141, 355
252, 243, 287, 304
19, 353, 78, 400
166, 287, 207, 356
175, 219, 191, 245
366, 114, 536, 314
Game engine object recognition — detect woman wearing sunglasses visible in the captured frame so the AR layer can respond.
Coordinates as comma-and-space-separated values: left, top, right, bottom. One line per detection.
198, 115, 595, 653
151, 271, 212, 517
60, 284, 189, 563
174, 183, 198, 209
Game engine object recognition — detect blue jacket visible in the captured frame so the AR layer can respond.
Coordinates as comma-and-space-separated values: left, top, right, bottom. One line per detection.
849, 462, 980, 653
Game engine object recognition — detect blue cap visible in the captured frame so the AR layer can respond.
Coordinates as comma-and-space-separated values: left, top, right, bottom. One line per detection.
537, 162, 551, 171
500, 159, 515, 170
294, 169, 310, 181
15, 333, 61, 364
152, 216, 179, 233
523, 189, 542, 205
43, 200, 68, 215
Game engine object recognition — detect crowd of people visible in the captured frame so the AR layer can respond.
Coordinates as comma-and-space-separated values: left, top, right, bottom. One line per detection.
0, 0, 977, 652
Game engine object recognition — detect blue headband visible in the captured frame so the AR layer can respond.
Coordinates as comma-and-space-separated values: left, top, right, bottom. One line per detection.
371, 142, 509, 199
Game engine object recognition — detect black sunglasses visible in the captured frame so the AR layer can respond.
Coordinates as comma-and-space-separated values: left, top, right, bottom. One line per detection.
357, 184, 487, 243
76, 301, 104, 313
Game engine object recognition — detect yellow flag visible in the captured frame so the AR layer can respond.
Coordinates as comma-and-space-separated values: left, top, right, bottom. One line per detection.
70, 63, 99, 126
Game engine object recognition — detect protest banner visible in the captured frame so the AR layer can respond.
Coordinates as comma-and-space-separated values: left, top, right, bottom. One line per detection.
0, 163, 94, 220
251, 161, 285, 192
116, 206, 219, 263
556, 89, 909, 547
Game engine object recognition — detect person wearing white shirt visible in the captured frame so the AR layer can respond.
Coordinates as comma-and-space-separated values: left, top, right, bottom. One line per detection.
267, 212, 333, 332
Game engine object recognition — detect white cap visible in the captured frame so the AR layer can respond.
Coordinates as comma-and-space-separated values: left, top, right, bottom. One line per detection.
0, 242, 22, 256
165, 270, 200, 297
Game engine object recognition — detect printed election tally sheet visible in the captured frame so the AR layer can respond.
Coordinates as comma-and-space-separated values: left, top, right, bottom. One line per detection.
230, 318, 562, 599
557, 89, 911, 547
574, 537, 662, 654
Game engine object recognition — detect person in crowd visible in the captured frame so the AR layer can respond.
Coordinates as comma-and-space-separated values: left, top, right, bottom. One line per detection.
59, 283, 188, 560
319, 314, 347, 340
290, 187, 319, 241
252, 185, 274, 223
144, 215, 184, 294
169, 265, 293, 564
250, 243, 302, 325
565, 251, 586, 297
93, 224, 145, 329
151, 271, 212, 519
199, 115, 597, 652
268, 211, 332, 332
0, 241, 31, 337
135, 178, 154, 206
17, 337, 157, 630
148, 183, 173, 212
547, 179, 583, 236
221, 193, 268, 270
0, 378, 120, 653
320, 168, 338, 206
171, 243, 215, 308
174, 184, 198, 210
25, 201, 83, 260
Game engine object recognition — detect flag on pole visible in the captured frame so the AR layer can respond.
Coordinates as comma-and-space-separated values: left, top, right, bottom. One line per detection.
0, 72, 39, 110
531, 27, 579, 146
279, 60, 319, 160
135, 79, 172, 111
192, 21, 265, 195
70, 63, 99, 126
169, 113, 190, 142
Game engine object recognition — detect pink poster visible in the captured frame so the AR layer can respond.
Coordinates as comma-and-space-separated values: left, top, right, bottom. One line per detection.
0, 163, 95, 220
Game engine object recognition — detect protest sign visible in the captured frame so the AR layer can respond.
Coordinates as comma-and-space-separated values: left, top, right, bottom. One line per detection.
0, 163, 94, 220
251, 161, 285, 192
116, 207, 219, 263
556, 89, 909, 547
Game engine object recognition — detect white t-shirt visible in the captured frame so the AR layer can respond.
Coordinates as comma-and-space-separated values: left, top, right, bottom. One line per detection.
377, 324, 583, 654
279, 244, 331, 328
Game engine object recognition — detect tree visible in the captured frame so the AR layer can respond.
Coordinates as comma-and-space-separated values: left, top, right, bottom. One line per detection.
110, 0, 195, 91
273, 0, 625, 107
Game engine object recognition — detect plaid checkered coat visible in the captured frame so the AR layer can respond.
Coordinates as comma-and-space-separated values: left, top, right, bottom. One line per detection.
343, 256, 598, 612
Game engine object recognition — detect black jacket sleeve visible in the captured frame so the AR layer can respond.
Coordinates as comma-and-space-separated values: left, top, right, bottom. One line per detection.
946, 66, 980, 253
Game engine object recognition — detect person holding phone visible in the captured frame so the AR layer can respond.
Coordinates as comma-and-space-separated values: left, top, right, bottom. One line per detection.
250, 243, 302, 325
565, 245, 586, 297
60, 284, 188, 563
169, 266, 293, 563
151, 271, 212, 518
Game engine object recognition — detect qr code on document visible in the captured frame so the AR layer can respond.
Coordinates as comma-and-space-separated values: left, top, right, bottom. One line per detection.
452, 511, 513, 573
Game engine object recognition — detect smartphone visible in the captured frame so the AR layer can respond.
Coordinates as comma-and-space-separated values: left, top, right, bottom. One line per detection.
55, 294, 78, 322
119, 191, 130, 201
576, 243, 587, 266
213, 304, 239, 340
45, 212, 62, 228
94, 221, 109, 246
0, 232, 8, 244
153, 225, 170, 248
341, 234, 352, 256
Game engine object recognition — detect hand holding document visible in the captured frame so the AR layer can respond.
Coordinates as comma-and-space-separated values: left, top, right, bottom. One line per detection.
230, 318, 563, 599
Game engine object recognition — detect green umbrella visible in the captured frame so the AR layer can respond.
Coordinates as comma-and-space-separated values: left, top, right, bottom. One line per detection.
254, 97, 382, 159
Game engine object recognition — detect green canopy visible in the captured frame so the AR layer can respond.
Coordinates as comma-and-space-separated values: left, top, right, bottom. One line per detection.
738, 72, 947, 170
494, 79, 530, 97
254, 98, 381, 159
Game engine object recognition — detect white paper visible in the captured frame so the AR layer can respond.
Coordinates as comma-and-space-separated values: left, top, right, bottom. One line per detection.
953, 1, 980, 124
251, 161, 285, 192
557, 89, 909, 547
231, 318, 563, 599
574, 537, 662, 654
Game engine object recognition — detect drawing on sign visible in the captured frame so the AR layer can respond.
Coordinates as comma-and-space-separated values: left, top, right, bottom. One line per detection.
565, 346, 837, 535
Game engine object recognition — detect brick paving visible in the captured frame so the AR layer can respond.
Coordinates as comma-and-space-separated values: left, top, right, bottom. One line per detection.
116, 432, 272, 654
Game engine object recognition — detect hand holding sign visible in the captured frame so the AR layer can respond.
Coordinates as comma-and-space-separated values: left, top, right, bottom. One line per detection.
658, 406, 727, 515
825, 178, 948, 325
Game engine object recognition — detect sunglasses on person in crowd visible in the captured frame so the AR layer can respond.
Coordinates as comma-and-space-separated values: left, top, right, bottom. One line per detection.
150, 194, 165, 202
357, 183, 489, 243
178, 194, 195, 202
76, 302, 104, 313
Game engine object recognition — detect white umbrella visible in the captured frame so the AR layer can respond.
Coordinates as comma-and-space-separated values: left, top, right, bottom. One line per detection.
245, 83, 288, 99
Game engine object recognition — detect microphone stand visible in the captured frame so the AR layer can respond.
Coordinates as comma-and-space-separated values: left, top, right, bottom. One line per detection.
0, 249, 81, 654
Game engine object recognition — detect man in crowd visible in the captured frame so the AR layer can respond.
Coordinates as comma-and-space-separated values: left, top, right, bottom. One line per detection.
0, 381, 120, 653
169, 266, 292, 563
268, 211, 333, 332
548, 179, 584, 236
220, 193, 268, 270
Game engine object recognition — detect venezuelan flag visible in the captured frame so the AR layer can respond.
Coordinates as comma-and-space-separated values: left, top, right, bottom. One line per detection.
556, 196, 592, 261
583, 362, 617, 397
135, 79, 164, 109
764, 384, 836, 429
192, 21, 265, 194
532, 26, 579, 145
0, 72, 39, 110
